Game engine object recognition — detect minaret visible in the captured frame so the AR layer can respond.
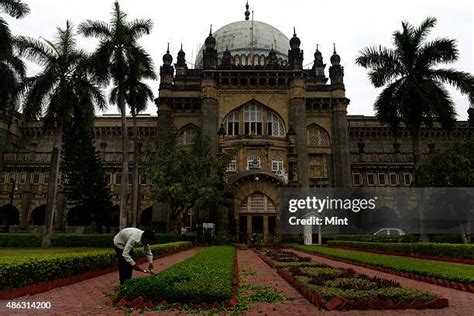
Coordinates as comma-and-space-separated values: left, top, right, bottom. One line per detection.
288, 27, 303, 70
329, 44, 344, 86
203, 25, 218, 69
312, 44, 326, 78
175, 44, 188, 77
157, 44, 174, 130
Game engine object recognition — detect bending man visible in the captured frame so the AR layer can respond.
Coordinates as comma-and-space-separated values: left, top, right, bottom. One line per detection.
113, 227, 155, 284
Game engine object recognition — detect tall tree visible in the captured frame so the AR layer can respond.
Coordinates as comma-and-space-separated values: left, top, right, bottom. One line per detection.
17, 21, 106, 246
356, 17, 474, 179
62, 109, 113, 233
0, 0, 29, 151
148, 127, 234, 237
79, 1, 153, 229
110, 50, 156, 227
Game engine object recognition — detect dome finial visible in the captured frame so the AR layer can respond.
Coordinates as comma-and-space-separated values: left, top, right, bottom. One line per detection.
316, 44, 319, 51
180, 43, 183, 50
293, 26, 296, 36
209, 24, 213, 36
333, 43, 336, 54
166, 42, 170, 54
245, 1, 250, 20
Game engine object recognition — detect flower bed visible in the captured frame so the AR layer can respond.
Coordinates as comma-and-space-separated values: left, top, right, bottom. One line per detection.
291, 244, 474, 292
257, 248, 448, 311
115, 246, 237, 309
0, 241, 192, 298
328, 240, 474, 263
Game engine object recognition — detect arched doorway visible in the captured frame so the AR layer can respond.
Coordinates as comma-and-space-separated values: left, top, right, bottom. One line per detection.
0, 204, 20, 232
238, 192, 278, 243
139, 206, 153, 228
66, 206, 92, 226
31, 204, 46, 225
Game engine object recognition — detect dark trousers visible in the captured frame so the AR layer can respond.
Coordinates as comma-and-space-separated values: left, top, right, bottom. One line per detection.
114, 246, 134, 285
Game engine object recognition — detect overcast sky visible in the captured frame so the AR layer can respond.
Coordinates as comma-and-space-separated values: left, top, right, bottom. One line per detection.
5, 0, 474, 119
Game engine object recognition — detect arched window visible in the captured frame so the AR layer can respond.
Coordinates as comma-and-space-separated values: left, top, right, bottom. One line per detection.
242, 54, 248, 66
271, 155, 284, 175
259, 55, 265, 66
177, 125, 198, 145
247, 154, 261, 170
223, 110, 239, 136
244, 103, 263, 135
234, 55, 241, 66
267, 112, 286, 137
253, 55, 259, 66
307, 124, 330, 147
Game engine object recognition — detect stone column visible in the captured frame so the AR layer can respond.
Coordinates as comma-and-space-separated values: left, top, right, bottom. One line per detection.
263, 215, 269, 240
247, 215, 252, 242
331, 101, 351, 187
20, 172, 32, 231
201, 76, 219, 154
288, 76, 309, 187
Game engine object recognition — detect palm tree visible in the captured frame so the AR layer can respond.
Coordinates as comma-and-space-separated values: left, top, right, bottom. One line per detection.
17, 21, 106, 246
79, 1, 153, 229
356, 17, 474, 178
0, 0, 29, 150
110, 51, 156, 227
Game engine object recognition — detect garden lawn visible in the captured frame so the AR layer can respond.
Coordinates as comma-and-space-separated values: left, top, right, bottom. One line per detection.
117, 246, 235, 304
0, 247, 105, 259
0, 241, 192, 291
292, 244, 474, 284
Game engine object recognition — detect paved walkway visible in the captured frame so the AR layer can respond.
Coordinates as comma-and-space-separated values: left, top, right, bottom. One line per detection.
288, 248, 474, 316
2, 248, 199, 316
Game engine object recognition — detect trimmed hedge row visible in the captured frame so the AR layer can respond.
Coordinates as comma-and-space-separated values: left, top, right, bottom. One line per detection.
292, 244, 474, 284
328, 241, 474, 260
0, 233, 187, 248
0, 241, 192, 291
322, 234, 418, 243
117, 246, 235, 304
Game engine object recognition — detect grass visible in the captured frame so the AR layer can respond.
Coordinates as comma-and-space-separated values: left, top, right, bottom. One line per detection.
0, 247, 105, 258
292, 244, 474, 284
116, 246, 235, 304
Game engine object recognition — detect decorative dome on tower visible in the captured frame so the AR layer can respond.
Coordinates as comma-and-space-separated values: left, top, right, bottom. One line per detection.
330, 44, 341, 66
163, 44, 173, 65
289, 28, 301, 50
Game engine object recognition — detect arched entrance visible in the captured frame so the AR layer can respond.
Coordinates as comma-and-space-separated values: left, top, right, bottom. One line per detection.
139, 206, 153, 228
231, 171, 284, 243
0, 204, 20, 232
31, 204, 46, 225
66, 206, 92, 226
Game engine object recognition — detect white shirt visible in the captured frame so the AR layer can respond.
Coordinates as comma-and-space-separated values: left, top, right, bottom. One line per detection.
113, 227, 153, 266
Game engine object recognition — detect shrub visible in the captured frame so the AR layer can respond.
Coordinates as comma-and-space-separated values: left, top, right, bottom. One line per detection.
327, 241, 474, 259
0, 241, 191, 291
116, 246, 235, 304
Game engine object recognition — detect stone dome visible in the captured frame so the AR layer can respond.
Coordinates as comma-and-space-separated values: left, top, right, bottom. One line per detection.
195, 20, 290, 67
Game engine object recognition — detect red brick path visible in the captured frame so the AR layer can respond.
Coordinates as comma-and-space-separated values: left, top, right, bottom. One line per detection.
288, 248, 474, 316
1, 248, 199, 316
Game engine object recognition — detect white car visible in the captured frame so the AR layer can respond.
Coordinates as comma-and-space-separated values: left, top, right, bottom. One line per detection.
373, 228, 406, 236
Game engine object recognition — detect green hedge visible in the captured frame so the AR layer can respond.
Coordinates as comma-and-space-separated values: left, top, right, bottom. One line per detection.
0, 233, 189, 248
0, 241, 192, 291
117, 246, 235, 304
322, 234, 418, 243
292, 244, 474, 284
328, 241, 474, 260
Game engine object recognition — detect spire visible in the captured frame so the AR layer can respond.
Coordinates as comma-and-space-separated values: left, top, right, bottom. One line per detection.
245, 1, 250, 20
209, 24, 213, 36
333, 43, 336, 54
293, 26, 296, 36
166, 42, 170, 54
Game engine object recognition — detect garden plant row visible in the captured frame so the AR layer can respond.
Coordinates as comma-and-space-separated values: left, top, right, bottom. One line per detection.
291, 244, 474, 293
328, 240, 474, 264
0, 241, 192, 298
257, 248, 448, 311
115, 246, 238, 309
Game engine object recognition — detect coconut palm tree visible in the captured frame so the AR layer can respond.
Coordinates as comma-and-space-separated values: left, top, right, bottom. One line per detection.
0, 0, 29, 149
356, 17, 474, 178
110, 50, 156, 227
17, 21, 106, 246
79, 1, 153, 229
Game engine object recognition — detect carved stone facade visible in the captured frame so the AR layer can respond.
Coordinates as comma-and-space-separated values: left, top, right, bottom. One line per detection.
0, 14, 472, 239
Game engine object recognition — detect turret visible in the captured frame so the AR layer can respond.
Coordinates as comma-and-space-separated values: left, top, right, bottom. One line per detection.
312, 44, 326, 78
175, 44, 188, 77
329, 44, 344, 86
203, 26, 218, 69
288, 27, 303, 70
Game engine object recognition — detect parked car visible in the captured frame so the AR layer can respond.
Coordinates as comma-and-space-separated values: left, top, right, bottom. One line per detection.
373, 228, 406, 236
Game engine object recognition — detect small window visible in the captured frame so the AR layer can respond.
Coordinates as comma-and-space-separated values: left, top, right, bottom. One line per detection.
43, 173, 49, 184
0, 172, 6, 184
244, 103, 263, 136
140, 175, 147, 185
389, 173, 398, 186
404, 173, 412, 186
247, 154, 261, 170
367, 173, 375, 186
19, 173, 27, 185
378, 173, 386, 186
32, 173, 40, 184
224, 111, 240, 136
352, 173, 362, 186
115, 173, 122, 185
271, 156, 284, 175
128, 173, 132, 185
226, 157, 237, 172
